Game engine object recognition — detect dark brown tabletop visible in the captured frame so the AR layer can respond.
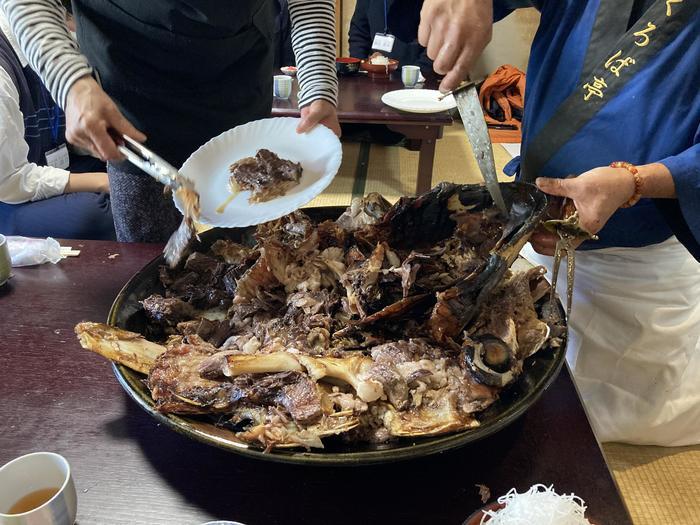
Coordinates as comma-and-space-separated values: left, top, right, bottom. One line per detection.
0, 240, 632, 525
272, 73, 453, 194
272, 73, 452, 125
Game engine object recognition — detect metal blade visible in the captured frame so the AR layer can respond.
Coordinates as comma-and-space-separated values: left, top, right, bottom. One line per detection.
118, 135, 193, 193
454, 84, 508, 214
163, 218, 196, 269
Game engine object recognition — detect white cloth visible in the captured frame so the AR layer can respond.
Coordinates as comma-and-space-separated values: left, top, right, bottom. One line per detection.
522, 237, 700, 446
0, 20, 69, 204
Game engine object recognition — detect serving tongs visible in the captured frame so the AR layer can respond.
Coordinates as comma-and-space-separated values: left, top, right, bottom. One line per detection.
448, 80, 508, 215
540, 197, 597, 324
118, 135, 200, 268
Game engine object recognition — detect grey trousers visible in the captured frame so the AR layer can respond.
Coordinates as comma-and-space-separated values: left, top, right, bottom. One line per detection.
107, 161, 182, 242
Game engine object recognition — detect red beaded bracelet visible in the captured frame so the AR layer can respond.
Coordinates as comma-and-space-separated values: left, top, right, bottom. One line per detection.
610, 161, 643, 208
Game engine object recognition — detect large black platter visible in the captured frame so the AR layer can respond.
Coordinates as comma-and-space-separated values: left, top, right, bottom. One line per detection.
107, 183, 566, 465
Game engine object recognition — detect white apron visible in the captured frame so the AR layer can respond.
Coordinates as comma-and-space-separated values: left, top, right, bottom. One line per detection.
521, 237, 700, 446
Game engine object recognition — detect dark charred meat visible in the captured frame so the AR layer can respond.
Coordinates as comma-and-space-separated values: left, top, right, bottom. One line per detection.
141, 295, 196, 327
229, 149, 302, 203
428, 255, 508, 342
78, 182, 556, 450
147, 339, 234, 414
336, 193, 392, 232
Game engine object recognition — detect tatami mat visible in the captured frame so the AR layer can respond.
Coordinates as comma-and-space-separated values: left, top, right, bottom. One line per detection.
603, 443, 700, 525
305, 141, 360, 208
363, 122, 515, 202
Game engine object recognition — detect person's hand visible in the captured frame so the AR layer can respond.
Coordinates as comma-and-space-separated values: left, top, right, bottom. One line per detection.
297, 100, 341, 137
65, 172, 110, 194
529, 167, 637, 256
65, 76, 146, 161
418, 0, 493, 92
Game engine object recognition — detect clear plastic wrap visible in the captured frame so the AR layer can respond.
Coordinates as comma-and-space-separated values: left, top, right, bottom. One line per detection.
7, 236, 62, 267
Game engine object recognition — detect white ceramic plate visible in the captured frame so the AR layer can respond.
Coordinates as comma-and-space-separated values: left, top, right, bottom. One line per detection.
175, 117, 342, 227
381, 89, 457, 113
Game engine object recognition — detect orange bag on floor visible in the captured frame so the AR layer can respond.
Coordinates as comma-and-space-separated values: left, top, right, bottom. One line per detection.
479, 65, 525, 143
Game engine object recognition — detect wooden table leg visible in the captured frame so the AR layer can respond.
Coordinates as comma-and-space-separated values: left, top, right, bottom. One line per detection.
388, 124, 444, 195
416, 137, 437, 194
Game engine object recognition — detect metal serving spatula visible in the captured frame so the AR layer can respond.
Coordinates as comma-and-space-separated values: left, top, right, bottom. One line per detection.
451, 80, 508, 214
117, 135, 200, 268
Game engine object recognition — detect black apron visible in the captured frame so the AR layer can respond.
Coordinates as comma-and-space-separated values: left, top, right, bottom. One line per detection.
71, 0, 275, 242
73, 0, 274, 168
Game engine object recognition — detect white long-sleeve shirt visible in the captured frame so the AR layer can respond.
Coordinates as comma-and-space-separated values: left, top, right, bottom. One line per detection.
0, 0, 338, 110
0, 12, 68, 204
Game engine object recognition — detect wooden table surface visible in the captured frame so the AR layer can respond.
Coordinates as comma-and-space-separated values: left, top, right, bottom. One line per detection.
272, 73, 452, 125
0, 240, 633, 525
272, 73, 453, 194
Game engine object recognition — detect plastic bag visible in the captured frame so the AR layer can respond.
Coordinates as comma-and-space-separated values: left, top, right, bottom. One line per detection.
7, 236, 62, 267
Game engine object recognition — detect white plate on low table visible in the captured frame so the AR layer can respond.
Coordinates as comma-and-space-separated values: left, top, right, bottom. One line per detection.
175, 117, 342, 227
381, 89, 457, 113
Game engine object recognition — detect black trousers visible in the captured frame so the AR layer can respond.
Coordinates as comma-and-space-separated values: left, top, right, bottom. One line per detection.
107, 162, 182, 243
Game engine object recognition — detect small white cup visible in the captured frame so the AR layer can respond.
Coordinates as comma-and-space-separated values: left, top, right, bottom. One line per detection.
0, 234, 10, 286
0, 452, 77, 525
273, 75, 293, 99
401, 65, 421, 88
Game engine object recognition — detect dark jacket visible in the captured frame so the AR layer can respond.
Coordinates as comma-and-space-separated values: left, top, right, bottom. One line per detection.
348, 0, 433, 75
272, 0, 295, 69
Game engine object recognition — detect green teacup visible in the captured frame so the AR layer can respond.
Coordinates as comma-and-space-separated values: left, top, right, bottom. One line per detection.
0, 234, 11, 286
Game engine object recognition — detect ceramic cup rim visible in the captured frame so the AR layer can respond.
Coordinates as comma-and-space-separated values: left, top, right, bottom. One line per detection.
273, 74, 293, 82
0, 233, 11, 286
0, 452, 72, 518
199, 521, 247, 525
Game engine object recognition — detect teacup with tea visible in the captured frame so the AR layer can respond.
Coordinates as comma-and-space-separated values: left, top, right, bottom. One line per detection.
0, 452, 77, 525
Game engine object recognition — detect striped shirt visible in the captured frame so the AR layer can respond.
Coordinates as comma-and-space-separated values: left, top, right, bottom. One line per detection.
0, 0, 338, 110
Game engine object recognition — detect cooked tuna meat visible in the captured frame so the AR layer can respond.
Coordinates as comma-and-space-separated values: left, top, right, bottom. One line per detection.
184, 252, 225, 276
176, 318, 235, 348
76, 182, 560, 451
142, 295, 196, 326
229, 149, 302, 203
148, 339, 235, 414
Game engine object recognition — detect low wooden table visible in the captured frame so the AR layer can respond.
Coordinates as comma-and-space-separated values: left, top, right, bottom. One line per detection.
272, 74, 453, 195
0, 241, 633, 525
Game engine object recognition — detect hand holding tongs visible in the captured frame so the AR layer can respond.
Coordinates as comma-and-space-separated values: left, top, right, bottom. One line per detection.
117, 134, 200, 268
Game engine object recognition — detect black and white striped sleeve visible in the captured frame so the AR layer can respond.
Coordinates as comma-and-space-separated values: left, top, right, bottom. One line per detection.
288, 0, 338, 108
0, 0, 93, 109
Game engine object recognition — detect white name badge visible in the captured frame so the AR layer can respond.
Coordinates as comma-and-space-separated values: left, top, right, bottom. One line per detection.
372, 33, 395, 53
45, 143, 70, 169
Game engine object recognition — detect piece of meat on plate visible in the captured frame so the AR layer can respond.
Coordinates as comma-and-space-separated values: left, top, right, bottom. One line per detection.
229, 149, 302, 203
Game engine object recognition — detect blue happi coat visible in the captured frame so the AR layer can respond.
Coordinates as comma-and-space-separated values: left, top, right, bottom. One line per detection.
497, 0, 700, 259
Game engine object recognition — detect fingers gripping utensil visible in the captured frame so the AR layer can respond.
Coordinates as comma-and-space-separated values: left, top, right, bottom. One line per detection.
117, 135, 200, 267
542, 198, 598, 320
451, 80, 508, 215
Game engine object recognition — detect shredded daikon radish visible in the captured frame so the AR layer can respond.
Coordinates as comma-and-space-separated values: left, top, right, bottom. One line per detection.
480, 484, 593, 525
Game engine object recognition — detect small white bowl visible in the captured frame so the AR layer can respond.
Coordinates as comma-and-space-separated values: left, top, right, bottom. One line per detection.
280, 66, 297, 77
0, 452, 77, 525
